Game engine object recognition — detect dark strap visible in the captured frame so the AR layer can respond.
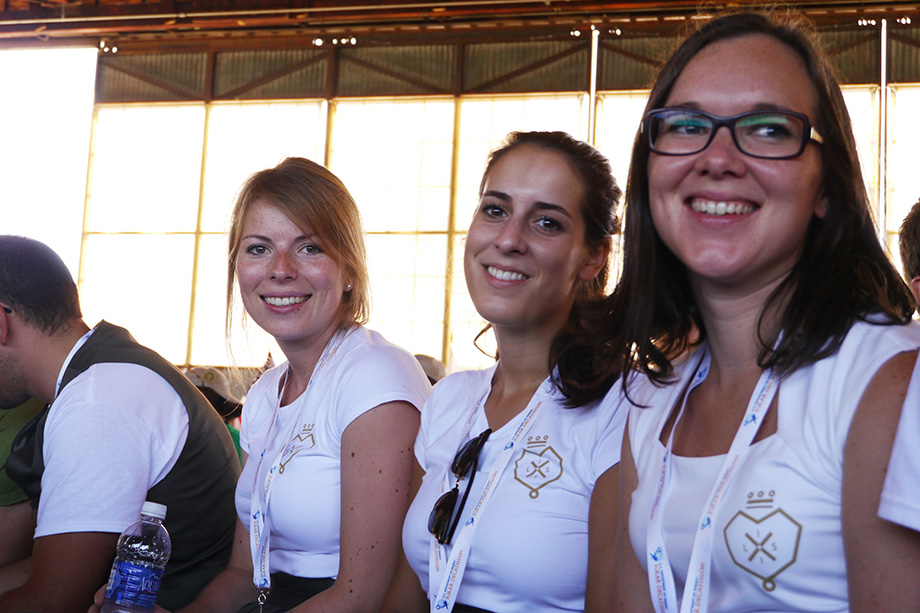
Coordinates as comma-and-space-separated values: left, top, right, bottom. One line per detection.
4, 402, 50, 507
453, 604, 496, 613
235, 573, 335, 612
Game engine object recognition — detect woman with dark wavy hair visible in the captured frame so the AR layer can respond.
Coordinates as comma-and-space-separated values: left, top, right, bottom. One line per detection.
383, 131, 626, 612
606, 10, 920, 612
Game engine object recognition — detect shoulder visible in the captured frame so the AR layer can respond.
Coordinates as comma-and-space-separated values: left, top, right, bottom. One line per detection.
428, 367, 493, 406
791, 319, 920, 397
239, 364, 286, 425
57, 362, 184, 414
841, 318, 920, 353
419, 367, 493, 429
246, 363, 286, 398
334, 327, 428, 383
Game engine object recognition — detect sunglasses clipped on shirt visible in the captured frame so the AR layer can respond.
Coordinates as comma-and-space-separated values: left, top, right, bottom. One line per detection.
428, 428, 492, 545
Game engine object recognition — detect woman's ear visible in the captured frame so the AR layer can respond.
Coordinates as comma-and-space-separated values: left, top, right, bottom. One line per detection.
578, 237, 612, 283
814, 190, 829, 219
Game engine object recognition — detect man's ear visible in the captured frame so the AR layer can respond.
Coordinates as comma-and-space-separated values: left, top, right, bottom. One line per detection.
910, 276, 920, 310
0, 306, 10, 345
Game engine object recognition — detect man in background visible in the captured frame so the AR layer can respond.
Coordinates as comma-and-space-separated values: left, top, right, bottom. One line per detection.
899, 198, 920, 306
0, 235, 240, 611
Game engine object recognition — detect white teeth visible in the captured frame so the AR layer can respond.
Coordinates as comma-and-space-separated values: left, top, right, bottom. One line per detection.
487, 266, 527, 281
690, 199, 755, 216
264, 296, 307, 306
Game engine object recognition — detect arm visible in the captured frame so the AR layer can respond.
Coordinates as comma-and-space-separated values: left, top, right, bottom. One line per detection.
843, 349, 920, 611
0, 500, 35, 566
585, 464, 620, 613
291, 400, 420, 612
380, 459, 429, 613
612, 422, 654, 613
0, 556, 30, 596
0, 531, 118, 612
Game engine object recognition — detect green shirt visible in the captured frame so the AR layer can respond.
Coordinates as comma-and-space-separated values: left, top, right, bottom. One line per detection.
0, 398, 45, 506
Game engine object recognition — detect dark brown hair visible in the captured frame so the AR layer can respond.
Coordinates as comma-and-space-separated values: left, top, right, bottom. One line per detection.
602, 10, 912, 387
477, 131, 622, 406
899, 198, 920, 283
0, 235, 82, 335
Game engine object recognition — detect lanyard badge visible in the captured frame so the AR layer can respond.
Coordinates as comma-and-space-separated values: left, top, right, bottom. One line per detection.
646, 347, 778, 613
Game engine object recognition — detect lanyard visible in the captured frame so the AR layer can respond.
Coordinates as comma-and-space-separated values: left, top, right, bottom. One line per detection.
248, 328, 346, 605
428, 376, 546, 613
646, 346, 779, 613
54, 327, 94, 399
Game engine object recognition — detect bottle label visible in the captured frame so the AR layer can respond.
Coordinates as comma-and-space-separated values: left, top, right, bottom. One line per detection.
104, 560, 164, 608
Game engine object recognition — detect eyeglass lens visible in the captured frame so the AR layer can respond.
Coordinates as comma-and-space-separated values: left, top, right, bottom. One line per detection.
648, 109, 808, 158
428, 428, 492, 545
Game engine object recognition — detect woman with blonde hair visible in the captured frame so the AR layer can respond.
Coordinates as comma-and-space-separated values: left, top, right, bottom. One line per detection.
92, 157, 431, 613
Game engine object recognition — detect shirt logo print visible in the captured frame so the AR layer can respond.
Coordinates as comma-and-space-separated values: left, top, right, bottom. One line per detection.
279, 423, 315, 473
513, 435, 563, 499
723, 490, 802, 591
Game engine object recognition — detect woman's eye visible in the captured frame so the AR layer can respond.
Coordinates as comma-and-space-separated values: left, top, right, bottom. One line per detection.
740, 114, 798, 141
300, 243, 322, 255
246, 244, 269, 255
480, 203, 506, 218
752, 123, 793, 140
668, 121, 708, 136
536, 216, 562, 232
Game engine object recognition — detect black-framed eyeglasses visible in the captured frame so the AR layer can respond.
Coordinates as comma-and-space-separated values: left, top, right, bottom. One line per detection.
643, 107, 824, 160
428, 428, 491, 545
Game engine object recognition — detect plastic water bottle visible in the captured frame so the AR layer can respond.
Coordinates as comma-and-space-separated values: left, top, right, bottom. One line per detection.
100, 501, 172, 613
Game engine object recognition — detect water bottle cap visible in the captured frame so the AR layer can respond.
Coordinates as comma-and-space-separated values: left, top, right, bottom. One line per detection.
141, 501, 167, 520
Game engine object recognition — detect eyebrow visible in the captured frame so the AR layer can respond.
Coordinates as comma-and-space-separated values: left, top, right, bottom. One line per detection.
241, 233, 313, 243
667, 101, 801, 113
481, 190, 573, 219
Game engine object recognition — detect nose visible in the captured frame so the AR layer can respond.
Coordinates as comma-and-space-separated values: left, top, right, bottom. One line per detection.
694, 125, 747, 177
494, 217, 528, 254
270, 250, 297, 280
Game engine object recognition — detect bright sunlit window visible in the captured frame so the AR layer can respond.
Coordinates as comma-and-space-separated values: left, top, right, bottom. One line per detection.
3, 47, 915, 374
0, 47, 97, 277
886, 85, 920, 271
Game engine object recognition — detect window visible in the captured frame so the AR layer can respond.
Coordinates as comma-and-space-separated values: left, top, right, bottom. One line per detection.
3, 52, 913, 372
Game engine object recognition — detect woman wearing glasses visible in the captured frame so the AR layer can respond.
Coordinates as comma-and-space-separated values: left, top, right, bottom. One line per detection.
383, 131, 626, 612
607, 11, 920, 612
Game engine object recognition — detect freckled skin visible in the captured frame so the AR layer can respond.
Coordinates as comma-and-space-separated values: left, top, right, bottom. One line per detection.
648, 34, 827, 296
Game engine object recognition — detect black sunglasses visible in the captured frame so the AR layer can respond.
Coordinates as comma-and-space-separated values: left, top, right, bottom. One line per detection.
428, 428, 492, 545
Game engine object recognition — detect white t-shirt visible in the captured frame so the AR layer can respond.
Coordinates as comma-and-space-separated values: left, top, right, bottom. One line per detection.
879, 354, 920, 531
235, 326, 430, 579
37, 351, 189, 537
627, 319, 920, 612
403, 364, 627, 612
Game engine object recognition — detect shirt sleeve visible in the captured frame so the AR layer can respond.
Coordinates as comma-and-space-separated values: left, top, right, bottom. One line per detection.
590, 384, 630, 480
879, 356, 920, 531
35, 365, 188, 538
331, 341, 431, 435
